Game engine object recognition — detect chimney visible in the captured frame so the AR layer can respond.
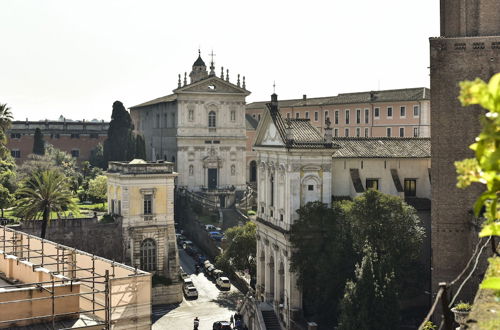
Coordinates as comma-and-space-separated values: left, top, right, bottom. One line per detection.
303, 94, 307, 101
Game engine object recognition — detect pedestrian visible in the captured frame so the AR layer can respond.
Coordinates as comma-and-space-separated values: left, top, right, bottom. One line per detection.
230, 314, 234, 326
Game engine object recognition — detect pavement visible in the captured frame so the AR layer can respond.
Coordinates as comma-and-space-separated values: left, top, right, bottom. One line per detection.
152, 248, 244, 330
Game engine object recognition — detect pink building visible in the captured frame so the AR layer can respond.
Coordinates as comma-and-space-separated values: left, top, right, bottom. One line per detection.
246, 87, 430, 138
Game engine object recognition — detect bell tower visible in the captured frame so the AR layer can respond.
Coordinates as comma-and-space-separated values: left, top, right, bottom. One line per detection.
189, 50, 208, 83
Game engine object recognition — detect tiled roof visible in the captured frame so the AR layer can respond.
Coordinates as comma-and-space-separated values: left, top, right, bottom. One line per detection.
245, 114, 259, 130
261, 98, 339, 149
246, 87, 430, 109
331, 138, 430, 158
130, 94, 177, 109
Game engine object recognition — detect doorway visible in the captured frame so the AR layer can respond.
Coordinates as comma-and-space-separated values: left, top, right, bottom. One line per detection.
208, 168, 218, 190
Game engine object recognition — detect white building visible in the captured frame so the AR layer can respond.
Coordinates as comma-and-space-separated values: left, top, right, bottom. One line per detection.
130, 52, 250, 206
243, 94, 431, 329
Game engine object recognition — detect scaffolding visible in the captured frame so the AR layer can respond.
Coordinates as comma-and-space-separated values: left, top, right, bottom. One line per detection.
0, 225, 152, 330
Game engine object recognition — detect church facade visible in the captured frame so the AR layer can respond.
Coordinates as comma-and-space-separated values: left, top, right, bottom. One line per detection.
130, 53, 250, 205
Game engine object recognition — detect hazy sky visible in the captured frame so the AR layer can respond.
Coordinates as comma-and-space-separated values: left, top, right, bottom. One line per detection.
0, 0, 439, 121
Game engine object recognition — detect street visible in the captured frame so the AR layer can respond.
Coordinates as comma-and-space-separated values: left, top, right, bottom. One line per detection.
153, 248, 244, 330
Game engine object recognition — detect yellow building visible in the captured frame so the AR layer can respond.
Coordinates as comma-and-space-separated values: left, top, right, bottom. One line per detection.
106, 159, 179, 280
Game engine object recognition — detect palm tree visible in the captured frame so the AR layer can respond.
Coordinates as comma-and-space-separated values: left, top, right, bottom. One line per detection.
16, 170, 76, 239
0, 103, 13, 136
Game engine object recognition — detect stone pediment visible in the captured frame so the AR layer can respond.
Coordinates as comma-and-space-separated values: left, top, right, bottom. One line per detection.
174, 76, 250, 95
261, 122, 284, 146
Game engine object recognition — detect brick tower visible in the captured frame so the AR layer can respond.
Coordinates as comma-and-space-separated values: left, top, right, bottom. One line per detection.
430, 0, 500, 296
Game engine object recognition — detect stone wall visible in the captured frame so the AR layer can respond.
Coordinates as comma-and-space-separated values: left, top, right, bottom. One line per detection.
152, 282, 183, 305
16, 218, 125, 263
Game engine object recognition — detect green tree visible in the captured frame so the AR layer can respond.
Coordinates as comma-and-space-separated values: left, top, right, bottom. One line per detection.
289, 201, 355, 326
87, 175, 107, 205
343, 189, 425, 296
338, 245, 399, 330
0, 103, 13, 158
103, 101, 135, 164
135, 134, 147, 160
15, 170, 76, 239
215, 221, 257, 274
32, 127, 45, 155
0, 156, 17, 193
0, 184, 14, 218
89, 143, 106, 168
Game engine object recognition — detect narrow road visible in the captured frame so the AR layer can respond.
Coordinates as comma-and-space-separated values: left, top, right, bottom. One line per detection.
153, 249, 244, 330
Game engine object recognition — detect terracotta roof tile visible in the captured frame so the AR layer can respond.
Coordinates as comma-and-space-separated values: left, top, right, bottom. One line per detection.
331, 138, 430, 158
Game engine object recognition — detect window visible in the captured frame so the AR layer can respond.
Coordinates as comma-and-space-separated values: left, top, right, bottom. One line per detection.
387, 107, 393, 118
356, 109, 361, 124
287, 112, 291, 119
345, 110, 350, 124
335, 111, 339, 124
308, 185, 314, 191
270, 175, 274, 207
314, 111, 318, 121
212, 140, 220, 144
258, 114, 261, 121
413, 105, 420, 117
364, 127, 369, 137
305, 112, 309, 119
413, 127, 419, 137
364, 109, 369, 124
171, 113, 176, 126
334, 128, 339, 137
144, 194, 152, 215
295, 113, 300, 119
230, 110, 236, 121
399, 127, 405, 137
356, 127, 361, 137
189, 165, 194, 176
70, 133, 80, 139
231, 164, 236, 176
188, 109, 194, 121
90, 133, 98, 139
374, 107, 380, 118
11, 149, 20, 158
404, 179, 417, 197
140, 239, 156, 271
386, 127, 392, 137
400, 106, 406, 117
164, 113, 168, 127
324, 110, 329, 120
366, 179, 379, 190
71, 149, 80, 158
280, 214, 283, 221
345, 128, 349, 137
208, 111, 216, 128
10, 133, 21, 139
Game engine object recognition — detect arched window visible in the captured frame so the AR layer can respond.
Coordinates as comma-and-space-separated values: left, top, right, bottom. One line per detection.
140, 239, 156, 271
189, 165, 194, 176
208, 111, 216, 128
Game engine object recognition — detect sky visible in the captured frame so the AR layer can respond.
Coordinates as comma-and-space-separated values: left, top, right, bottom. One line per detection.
0, 0, 440, 121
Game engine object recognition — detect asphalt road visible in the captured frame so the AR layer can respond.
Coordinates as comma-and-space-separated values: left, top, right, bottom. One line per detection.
152, 249, 244, 330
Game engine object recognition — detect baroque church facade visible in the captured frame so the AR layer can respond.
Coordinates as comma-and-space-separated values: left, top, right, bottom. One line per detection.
130, 52, 250, 205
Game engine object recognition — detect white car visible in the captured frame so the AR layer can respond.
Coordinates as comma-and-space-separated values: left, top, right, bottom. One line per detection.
216, 277, 231, 290
183, 285, 198, 299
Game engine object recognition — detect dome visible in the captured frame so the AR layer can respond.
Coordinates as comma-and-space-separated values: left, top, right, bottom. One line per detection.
193, 55, 206, 67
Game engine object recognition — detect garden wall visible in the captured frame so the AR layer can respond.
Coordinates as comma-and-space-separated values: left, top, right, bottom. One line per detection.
14, 218, 125, 263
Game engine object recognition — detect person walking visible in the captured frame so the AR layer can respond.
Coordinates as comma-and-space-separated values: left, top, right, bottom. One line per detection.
230, 314, 234, 326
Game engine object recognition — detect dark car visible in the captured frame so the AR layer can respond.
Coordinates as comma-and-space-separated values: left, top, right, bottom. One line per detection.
212, 321, 232, 330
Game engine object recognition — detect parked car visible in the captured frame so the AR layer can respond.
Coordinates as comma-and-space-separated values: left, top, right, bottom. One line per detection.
209, 231, 224, 241
212, 269, 225, 279
216, 277, 231, 290
183, 278, 193, 288
183, 285, 198, 299
180, 267, 188, 279
206, 265, 216, 277
212, 321, 232, 330
183, 240, 194, 249
205, 224, 222, 232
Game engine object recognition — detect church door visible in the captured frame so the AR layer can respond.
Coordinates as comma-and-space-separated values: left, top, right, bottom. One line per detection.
208, 168, 218, 190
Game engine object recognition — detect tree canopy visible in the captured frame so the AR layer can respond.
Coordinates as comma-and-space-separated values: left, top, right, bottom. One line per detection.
103, 101, 136, 164
0, 103, 13, 159
87, 175, 107, 204
216, 221, 257, 275
32, 128, 45, 155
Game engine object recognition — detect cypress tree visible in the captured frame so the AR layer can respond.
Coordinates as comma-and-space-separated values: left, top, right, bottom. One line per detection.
33, 128, 45, 155
135, 134, 147, 160
103, 101, 135, 165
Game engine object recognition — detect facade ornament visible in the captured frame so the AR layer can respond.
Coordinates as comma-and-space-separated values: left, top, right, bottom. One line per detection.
237, 74, 241, 87
272, 243, 279, 251
178, 74, 181, 88
183, 72, 187, 86
221, 66, 224, 80
256, 234, 261, 241
226, 69, 229, 82
263, 238, 269, 246
242, 76, 246, 89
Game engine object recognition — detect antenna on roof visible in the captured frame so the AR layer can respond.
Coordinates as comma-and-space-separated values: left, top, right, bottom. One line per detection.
273, 81, 276, 93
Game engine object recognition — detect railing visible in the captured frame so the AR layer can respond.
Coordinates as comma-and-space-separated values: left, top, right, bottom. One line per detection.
418, 236, 492, 330
180, 188, 218, 209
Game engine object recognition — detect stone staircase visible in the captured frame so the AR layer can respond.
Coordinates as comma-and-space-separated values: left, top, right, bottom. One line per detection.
261, 310, 281, 330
